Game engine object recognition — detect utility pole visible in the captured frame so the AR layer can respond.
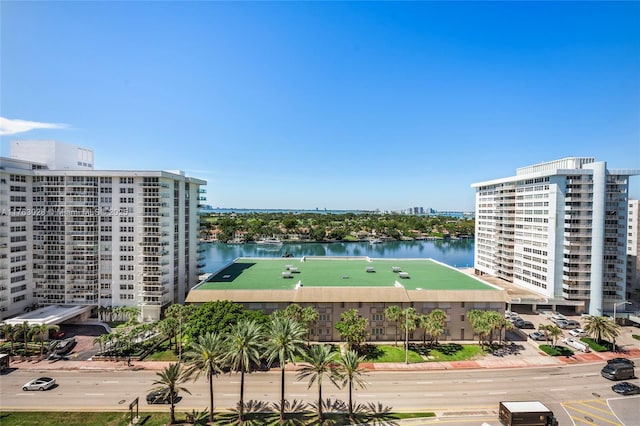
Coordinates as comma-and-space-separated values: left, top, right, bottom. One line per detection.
612, 301, 631, 352
405, 309, 409, 365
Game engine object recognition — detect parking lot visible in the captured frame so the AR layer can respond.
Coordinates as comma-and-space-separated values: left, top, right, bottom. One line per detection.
53, 324, 109, 361
506, 310, 640, 354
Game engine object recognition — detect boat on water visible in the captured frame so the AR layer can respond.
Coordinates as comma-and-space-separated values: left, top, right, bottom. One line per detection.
256, 237, 283, 246
369, 238, 383, 244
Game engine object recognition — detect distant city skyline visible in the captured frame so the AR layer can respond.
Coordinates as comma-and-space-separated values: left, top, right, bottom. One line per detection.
1, 1, 639, 211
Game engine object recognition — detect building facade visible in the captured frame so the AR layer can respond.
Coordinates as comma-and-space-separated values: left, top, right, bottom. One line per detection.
0, 141, 206, 321
627, 200, 640, 307
472, 158, 639, 316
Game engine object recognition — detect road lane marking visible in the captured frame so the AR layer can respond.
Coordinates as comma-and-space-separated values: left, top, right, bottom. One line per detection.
563, 404, 622, 426
84, 393, 105, 396
102, 381, 118, 383
531, 376, 548, 380
550, 388, 566, 391
416, 381, 433, 384
476, 379, 493, 383
488, 391, 507, 395
423, 393, 444, 397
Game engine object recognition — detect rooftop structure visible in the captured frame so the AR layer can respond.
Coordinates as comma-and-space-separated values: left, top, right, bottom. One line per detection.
187, 257, 506, 342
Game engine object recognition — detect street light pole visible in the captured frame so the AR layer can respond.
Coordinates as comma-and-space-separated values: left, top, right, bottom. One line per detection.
405, 309, 409, 365
612, 300, 631, 324
612, 300, 631, 353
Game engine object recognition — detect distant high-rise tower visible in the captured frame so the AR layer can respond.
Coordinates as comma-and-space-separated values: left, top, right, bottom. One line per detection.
627, 200, 640, 307
0, 141, 206, 321
472, 158, 639, 316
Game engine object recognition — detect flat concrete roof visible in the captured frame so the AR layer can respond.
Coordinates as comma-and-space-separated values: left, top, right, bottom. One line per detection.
186, 257, 506, 304
1, 305, 92, 326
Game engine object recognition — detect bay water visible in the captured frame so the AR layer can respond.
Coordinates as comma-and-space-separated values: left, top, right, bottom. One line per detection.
202, 239, 474, 273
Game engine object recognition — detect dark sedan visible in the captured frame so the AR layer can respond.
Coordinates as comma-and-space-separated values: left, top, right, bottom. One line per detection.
611, 382, 640, 396
146, 389, 179, 404
515, 320, 535, 329
607, 358, 635, 367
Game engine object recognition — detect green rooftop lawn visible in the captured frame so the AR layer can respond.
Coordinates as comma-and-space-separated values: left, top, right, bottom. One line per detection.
195, 257, 493, 291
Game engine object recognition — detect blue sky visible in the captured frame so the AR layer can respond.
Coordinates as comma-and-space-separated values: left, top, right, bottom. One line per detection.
1, 1, 639, 211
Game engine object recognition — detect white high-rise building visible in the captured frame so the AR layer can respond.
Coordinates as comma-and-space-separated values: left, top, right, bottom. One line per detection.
627, 200, 640, 306
0, 141, 206, 321
472, 158, 639, 316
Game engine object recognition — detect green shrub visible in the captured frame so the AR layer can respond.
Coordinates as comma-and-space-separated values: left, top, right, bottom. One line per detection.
539, 344, 573, 356
580, 337, 611, 352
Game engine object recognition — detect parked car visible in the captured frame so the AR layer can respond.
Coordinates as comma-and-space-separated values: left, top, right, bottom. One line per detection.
612, 382, 640, 396
146, 389, 179, 404
504, 311, 519, 319
23, 377, 56, 391
569, 328, 587, 337
49, 337, 76, 357
562, 337, 590, 353
556, 319, 580, 329
516, 320, 535, 329
551, 313, 567, 323
607, 358, 635, 367
528, 331, 546, 341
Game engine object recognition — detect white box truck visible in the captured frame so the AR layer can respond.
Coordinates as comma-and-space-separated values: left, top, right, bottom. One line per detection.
499, 401, 558, 426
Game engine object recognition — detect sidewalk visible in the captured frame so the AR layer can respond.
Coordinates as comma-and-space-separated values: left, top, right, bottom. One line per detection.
8, 346, 640, 372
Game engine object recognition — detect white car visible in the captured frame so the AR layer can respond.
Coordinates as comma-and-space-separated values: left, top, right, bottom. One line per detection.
22, 377, 56, 391
562, 337, 590, 353
569, 328, 587, 337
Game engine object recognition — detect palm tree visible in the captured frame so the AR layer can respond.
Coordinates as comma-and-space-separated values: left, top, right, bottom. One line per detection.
13, 321, 32, 355
427, 309, 447, 345
1, 323, 15, 355
264, 315, 306, 422
93, 335, 106, 354
225, 319, 264, 423
296, 344, 339, 422
583, 315, 620, 347
384, 305, 402, 346
546, 325, 563, 347
484, 311, 504, 345
31, 324, 59, 356
183, 332, 226, 424
335, 349, 368, 420
301, 306, 319, 346
401, 307, 419, 363
150, 363, 191, 425
283, 303, 304, 322
158, 317, 179, 351
467, 311, 491, 349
